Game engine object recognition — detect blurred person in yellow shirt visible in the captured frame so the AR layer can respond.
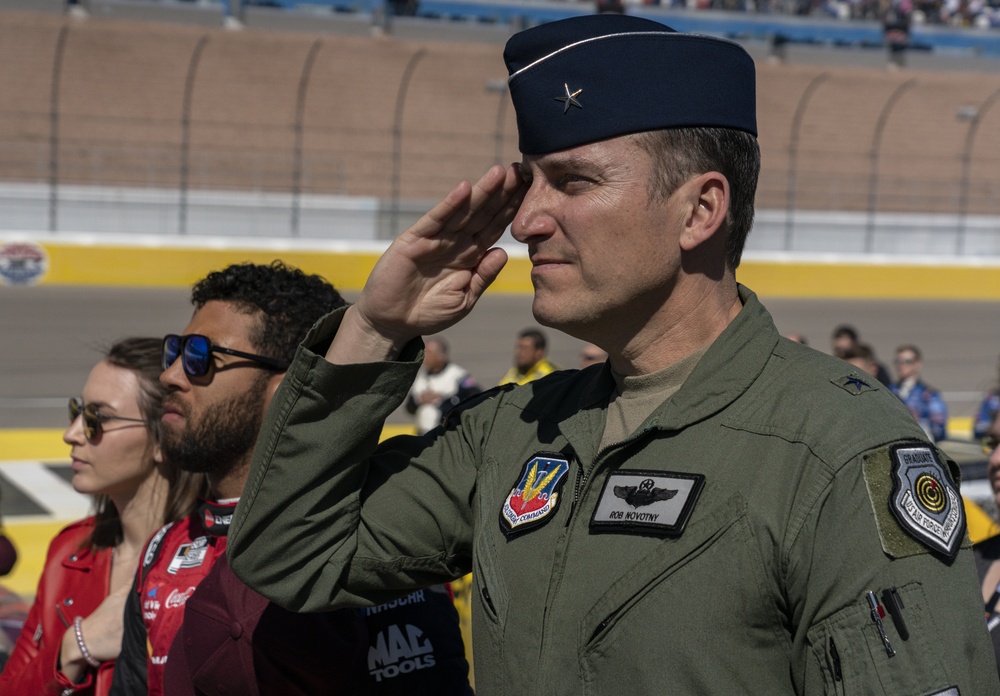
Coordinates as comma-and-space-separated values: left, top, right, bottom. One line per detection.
498, 328, 560, 386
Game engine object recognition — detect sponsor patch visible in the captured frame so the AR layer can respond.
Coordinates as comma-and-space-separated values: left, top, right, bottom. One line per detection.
166, 536, 209, 575
591, 470, 704, 535
927, 689, 959, 696
143, 587, 162, 622
364, 590, 427, 616
166, 586, 196, 609
0, 242, 47, 286
367, 624, 436, 682
499, 453, 571, 538
888, 444, 964, 560
197, 500, 236, 536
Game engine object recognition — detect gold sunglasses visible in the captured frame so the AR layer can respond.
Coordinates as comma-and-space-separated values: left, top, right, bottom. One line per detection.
68, 397, 147, 442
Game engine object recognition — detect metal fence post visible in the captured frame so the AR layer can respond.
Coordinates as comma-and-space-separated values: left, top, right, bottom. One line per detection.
291, 38, 324, 238
179, 35, 209, 236
957, 85, 1000, 255
864, 78, 916, 252
389, 47, 426, 239
784, 72, 828, 251
49, 25, 70, 233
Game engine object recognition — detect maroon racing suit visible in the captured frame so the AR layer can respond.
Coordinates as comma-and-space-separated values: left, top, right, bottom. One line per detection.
110, 499, 471, 695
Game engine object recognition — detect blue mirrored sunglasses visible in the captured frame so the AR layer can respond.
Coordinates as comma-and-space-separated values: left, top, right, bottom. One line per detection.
162, 333, 290, 378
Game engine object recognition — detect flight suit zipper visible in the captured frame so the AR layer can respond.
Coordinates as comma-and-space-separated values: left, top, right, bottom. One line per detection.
564, 437, 635, 526
541, 429, 658, 670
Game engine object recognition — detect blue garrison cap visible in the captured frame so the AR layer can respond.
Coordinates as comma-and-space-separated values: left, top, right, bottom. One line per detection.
504, 14, 757, 155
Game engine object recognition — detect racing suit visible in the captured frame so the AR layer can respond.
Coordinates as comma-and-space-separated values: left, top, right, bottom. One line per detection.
111, 500, 471, 695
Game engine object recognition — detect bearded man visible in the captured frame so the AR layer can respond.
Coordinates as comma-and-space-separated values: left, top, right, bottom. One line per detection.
110, 261, 471, 696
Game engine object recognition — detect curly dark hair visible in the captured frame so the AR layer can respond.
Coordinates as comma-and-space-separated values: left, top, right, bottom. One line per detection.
191, 261, 347, 362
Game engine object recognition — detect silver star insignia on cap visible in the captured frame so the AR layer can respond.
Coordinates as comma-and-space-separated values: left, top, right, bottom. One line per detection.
555, 83, 583, 113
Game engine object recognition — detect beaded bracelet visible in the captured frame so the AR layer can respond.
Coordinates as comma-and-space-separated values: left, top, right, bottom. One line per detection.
72, 616, 101, 668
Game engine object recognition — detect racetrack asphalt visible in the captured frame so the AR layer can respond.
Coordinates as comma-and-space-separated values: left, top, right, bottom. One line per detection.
3, 284, 998, 430
1, 283, 998, 598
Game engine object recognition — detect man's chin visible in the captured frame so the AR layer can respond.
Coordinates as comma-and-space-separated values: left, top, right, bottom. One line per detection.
530, 296, 564, 329
161, 439, 215, 474
531, 297, 593, 340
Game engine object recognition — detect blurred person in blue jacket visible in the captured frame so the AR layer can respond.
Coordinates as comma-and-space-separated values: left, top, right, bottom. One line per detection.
890, 344, 948, 442
973, 355, 1000, 440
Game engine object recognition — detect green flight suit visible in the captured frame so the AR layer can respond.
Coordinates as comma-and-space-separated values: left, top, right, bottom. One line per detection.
230, 286, 999, 695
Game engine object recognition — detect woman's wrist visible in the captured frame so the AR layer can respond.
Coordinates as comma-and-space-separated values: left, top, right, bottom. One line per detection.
72, 617, 101, 668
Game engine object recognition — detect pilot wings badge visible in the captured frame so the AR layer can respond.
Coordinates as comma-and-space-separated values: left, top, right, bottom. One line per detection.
500, 453, 571, 538
613, 479, 678, 508
592, 470, 705, 536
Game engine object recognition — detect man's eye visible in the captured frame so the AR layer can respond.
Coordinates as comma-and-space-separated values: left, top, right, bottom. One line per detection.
558, 175, 589, 190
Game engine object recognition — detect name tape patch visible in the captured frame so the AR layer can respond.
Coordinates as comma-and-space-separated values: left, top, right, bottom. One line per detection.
591, 470, 704, 535
889, 444, 964, 560
499, 453, 571, 538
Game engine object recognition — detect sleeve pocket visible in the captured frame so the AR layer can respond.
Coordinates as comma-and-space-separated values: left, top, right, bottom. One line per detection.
807, 582, 952, 695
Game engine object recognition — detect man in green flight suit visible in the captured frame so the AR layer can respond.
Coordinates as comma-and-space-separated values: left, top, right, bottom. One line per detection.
228, 14, 999, 694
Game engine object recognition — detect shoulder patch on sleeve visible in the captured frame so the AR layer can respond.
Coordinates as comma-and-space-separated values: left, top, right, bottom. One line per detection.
832, 373, 879, 396
863, 444, 968, 560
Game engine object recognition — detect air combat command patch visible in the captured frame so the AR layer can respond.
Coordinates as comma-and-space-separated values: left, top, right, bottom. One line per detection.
499, 453, 570, 538
864, 443, 966, 560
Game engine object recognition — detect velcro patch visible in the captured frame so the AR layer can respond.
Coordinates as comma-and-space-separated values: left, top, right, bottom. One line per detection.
864, 444, 967, 560
888, 444, 964, 559
590, 470, 704, 535
499, 452, 571, 538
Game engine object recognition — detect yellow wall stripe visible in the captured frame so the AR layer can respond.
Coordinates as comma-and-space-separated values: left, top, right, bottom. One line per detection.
0, 429, 69, 461
5, 238, 1000, 299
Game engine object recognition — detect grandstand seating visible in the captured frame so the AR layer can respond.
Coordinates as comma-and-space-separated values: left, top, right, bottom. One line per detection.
0, 8, 999, 219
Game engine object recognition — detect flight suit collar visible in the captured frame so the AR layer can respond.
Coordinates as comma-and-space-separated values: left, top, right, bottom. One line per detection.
653, 284, 778, 431
571, 284, 778, 439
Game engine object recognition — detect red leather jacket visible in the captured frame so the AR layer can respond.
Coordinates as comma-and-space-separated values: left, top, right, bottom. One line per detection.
0, 518, 114, 696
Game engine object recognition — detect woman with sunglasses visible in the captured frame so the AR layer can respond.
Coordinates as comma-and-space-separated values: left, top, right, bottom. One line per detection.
0, 337, 206, 695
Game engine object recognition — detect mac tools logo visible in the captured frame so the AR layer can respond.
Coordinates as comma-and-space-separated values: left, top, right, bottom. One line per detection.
367, 624, 436, 682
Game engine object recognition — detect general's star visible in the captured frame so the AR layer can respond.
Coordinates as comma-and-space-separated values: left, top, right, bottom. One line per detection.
555, 83, 583, 113
844, 376, 869, 392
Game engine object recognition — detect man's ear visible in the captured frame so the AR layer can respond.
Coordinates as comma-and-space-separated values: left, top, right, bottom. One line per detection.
679, 171, 729, 253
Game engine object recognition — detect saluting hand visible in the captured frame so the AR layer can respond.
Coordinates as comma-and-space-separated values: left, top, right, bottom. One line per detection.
328, 163, 525, 364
